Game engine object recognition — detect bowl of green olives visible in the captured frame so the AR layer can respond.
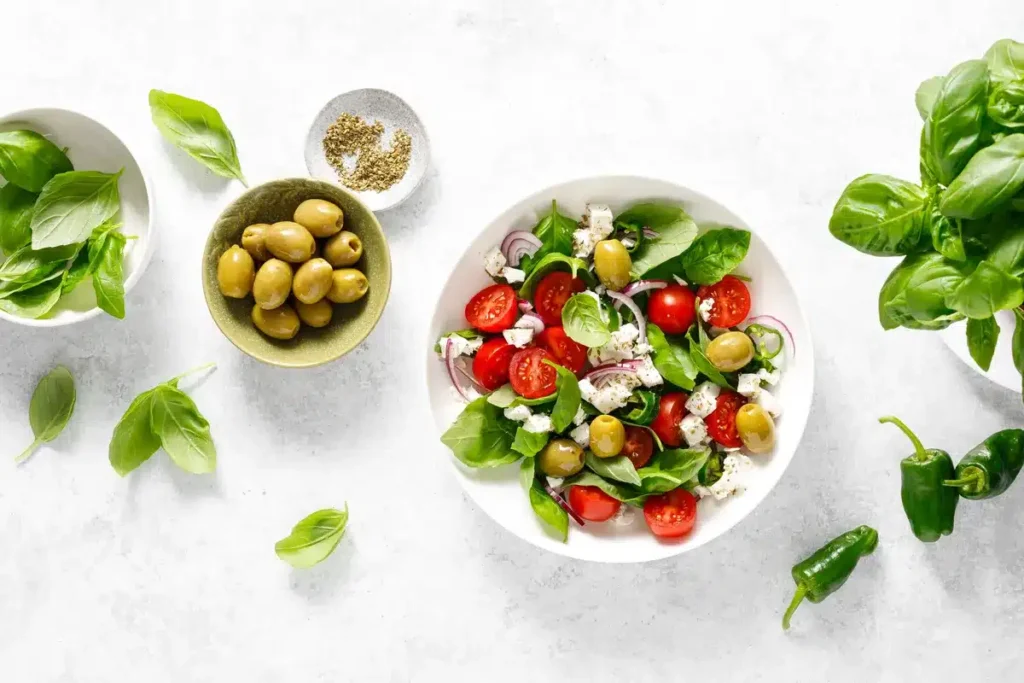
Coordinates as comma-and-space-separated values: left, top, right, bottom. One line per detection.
203, 178, 391, 368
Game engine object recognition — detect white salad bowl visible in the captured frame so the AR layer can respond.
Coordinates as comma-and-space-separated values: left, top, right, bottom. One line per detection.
425, 176, 814, 563
0, 107, 154, 327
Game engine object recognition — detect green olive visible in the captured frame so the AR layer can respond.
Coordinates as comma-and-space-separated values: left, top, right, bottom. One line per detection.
253, 259, 294, 310
265, 221, 316, 263
539, 438, 585, 477
217, 245, 255, 298
292, 258, 334, 304
589, 415, 626, 458
240, 223, 271, 262
593, 239, 633, 291
293, 199, 344, 238
705, 331, 755, 372
324, 230, 363, 267
252, 303, 301, 340
295, 298, 333, 328
327, 268, 369, 304
736, 404, 776, 454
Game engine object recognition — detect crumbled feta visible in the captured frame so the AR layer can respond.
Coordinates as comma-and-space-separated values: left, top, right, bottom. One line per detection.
483, 247, 507, 278
588, 323, 640, 364
755, 388, 783, 417
685, 382, 720, 419
609, 505, 635, 526
620, 237, 636, 249
698, 297, 714, 323
572, 204, 615, 258
503, 327, 534, 348
680, 414, 710, 447
672, 275, 688, 286
737, 373, 762, 399
570, 422, 590, 447
706, 454, 752, 500
585, 204, 615, 233
573, 406, 588, 426
636, 355, 663, 388
501, 267, 525, 284
546, 477, 564, 488
579, 375, 640, 414
503, 405, 532, 422
634, 342, 653, 357
439, 334, 483, 359
757, 368, 781, 386
524, 414, 553, 434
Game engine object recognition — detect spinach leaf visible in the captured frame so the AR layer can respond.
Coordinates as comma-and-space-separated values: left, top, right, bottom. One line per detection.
522, 200, 576, 270
940, 134, 1024, 219
90, 230, 127, 319
561, 293, 611, 347
985, 39, 1024, 84
616, 203, 698, 276
637, 447, 711, 494
15, 365, 75, 463
829, 174, 929, 255
946, 260, 1024, 319
548, 362, 581, 432
967, 316, 1000, 371
688, 338, 731, 388
0, 275, 64, 319
618, 390, 658, 425
517, 252, 591, 299
512, 427, 549, 458
920, 60, 990, 186
646, 324, 697, 390
440, 396, 519, 467
274, 506, 349, 569
0, 130, 73, 192
109, 389, 162, 476
527, 476, 568, 542
878, 254, 964, 330
679, 228, 750, 285
563, 470, 649, 506
0, 183, 37, 254
150, 384, 217, 474
584, 450, 642, 486
928, 212, 966, 261
148, 90, 247, 185
989, 81, 1024, 130
30, 170, 123, 249
915, 76, 944, 121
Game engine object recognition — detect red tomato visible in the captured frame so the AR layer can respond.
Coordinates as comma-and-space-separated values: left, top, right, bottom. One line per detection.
536, 326, 587, 374
472, 338, 516, 391
647, 285, 697, 335
643, 489, 697, 539
650, 392, 688, 447
465, 284, 518, 333
534, 271, 585, 326
621, 426, 654, 469
705, 389, 746, 448
568, 485, 622, 522
509, 347, 558, 398
696, 276, 752, 328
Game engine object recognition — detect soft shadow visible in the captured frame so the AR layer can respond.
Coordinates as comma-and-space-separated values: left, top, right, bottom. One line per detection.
288, 536, 356, 604
374, 165, 441, 240
158, 138, 235, 195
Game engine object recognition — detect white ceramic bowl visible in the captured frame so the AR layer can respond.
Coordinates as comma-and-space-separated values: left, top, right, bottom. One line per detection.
426, 176, 815, 563
939, 311, 1021, 393
0, 107, 154, 327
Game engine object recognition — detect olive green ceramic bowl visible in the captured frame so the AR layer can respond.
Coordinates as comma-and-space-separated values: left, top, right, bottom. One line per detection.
203, 178, 391, 368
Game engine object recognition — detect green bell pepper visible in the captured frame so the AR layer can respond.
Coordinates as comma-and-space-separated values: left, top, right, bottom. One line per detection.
944, 429, 1024, 499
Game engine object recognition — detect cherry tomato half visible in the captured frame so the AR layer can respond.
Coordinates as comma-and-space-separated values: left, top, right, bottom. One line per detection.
472, 337, 516, 391
647, 284, 697, 335
697, 276, 752, 328
509, 347, 558, 399
705, 389, 746, 448
621, 426, 654, 469
534, 271, 585, 326
465, 284, 518, 333
568, 485, 622, 522
536, 326, 587, 374
650, 392, 688, 448
643, 488, 697, 539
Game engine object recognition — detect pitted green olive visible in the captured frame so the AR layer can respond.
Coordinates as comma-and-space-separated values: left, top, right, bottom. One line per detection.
241, 223, 271, 261
265, 221, 316, 263
292, 258, 334, 304
252, 303, 300, 340
589, 415, 626, 458
217, 245, 255, 298
593, 239, 632, 291
327, 268, 369, 304
293, 199, 344, 238
539, 439, 585, 477
736, 404, 776, 454
253, 259, 294, 310
705, 331, 755, 372
324, 231, 363, 267
295, 298, 333, 328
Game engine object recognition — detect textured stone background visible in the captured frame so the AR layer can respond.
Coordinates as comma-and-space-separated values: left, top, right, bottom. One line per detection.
2, 1, 1023, 681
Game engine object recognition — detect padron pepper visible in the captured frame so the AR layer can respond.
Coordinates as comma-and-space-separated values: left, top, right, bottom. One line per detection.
944, 429, 1024, 499
879, 416, 958, 542
782, 525, 878, 630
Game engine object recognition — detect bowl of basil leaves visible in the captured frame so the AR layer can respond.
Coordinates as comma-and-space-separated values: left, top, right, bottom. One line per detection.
0, 107, 153, 326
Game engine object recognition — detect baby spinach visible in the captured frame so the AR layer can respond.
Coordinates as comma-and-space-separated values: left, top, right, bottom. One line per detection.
646, 324, 697, 390
512, 428, 549, 458
915, 76, 944, 121
940, 134, 1024, 219
919, 60, 989, 186
584, 450, 641, 486
563, 470, 648, 506
0, 130, 73, 192
967, 316, 1000, 371
637, 447, 711, 494
274, 506, 349, 569
517, 252, 591, 299
679, 228, 750, 285
829, 175, 929, 255
548, 362, 581, 432
90, 230, 127, 319
561, 293, 611, 347
616, 203, 698, 276
521, 456, 568, 541
30, 169, 123, 249
15, 365, 75, 463
440, 396, 519, 467
0, 183, 37, 254
946, 260, 1024, 319
149, 90, 247, 185
521, 200, 576, 271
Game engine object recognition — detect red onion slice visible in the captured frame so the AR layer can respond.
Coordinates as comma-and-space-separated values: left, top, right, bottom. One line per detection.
620, 279, 668, 301
444, 338, 473, 402
642, 227, 658, 239
500, 231, 542, 266
545, 482, 585, 527
743, 315, 795, 359
517, 313, 545, 334
585, 359, 644, 386
518, 300, 534, 313
606, 290, 647, 344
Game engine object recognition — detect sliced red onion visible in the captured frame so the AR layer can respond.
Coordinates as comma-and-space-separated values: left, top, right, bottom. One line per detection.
517, 313, 545, 334
642, 227, 658, 239
621, 279, 668, 299
500, 231, 542, 267
444, 339, 473, 402
743, 315, 796, 359
545, 482, 585, 527
454, 359, 486, 391
585, 359, 644, 386
518, 300, 534, 313
606, 290, 647, 344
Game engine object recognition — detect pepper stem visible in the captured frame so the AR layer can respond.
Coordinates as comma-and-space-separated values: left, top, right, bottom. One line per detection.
943, 471, 984, 488
878, 416, 927, 462
782, 584, 807, 631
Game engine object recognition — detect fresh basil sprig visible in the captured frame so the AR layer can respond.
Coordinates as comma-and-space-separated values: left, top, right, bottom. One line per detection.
680, 227, 751, 285
440, 396, 519, 468
16, 365, 76, 463
30, 169, 123, 249
561, 292, 611, 347
0, 130, 73, 192
275, 506, 349, 569
149, 90, 247, 186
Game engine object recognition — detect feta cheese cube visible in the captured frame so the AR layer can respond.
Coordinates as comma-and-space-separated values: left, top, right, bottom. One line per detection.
573, 406, 588, 426
757, 368, 781, 386
503, 327, 534, 348
572, 204, 616, 258
737, 373, 762, 399
698, 297, 714, 323
503, 405, 532, 422
685, 382, 720, 418
501, 267, 525, 284
588, 323, 640, 364
439, 334, 483, 359
680, 414, 710, 447
579, 375, 639, 414
636, 355, 663, 388
707, 454, 752, 500
546, 477, 564, 488
524, 414, 553, 434
633, 342, 653, 357
483, 247, 507, 278
570, 422, 590, 447
755, 388, 783, 417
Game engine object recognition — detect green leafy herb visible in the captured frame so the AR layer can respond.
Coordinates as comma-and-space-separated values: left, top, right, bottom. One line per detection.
584, 450, 642, 486
548, 362, 581, 432
563, 470, 649, 506
940, 134, 1024, 219
30, 169, 123, 249
15, 365, 75, 463
0, 243, 78, 285
1013, 310, 1024, 396
988, 81, 1024, 130
919, 60, 989, 186
0, 275, 64, 319
877, 253, 966, 330
148, 90, 247, 185
985, 223, 1024, 276
517, 252, 591, 299
0, 130, 73, 192
520, 455, 537, 493
486, 384, 555, 409
637, 447, 711, 494
0, 183, 37, 254
646, 324, 697, 390
522, 200, 576, 271
967, 316, 1000, 372
440, 396, 519, 468
928, 212, 966, 261
829, 175, 929, 255
915, 76, 944, 121
698, 452, 726, 486
688, 338, 731, 388
561, 293, 611, 347
433, 329, 481, 354
90, 230, 127, 319
946, 260, 1024, 319
512, 427, 549, 458
527, 475, 569, 542
615, 203, 699, 276
679, 227, 751, 285
985, 39, 1024, 84
274, 506, 349, 569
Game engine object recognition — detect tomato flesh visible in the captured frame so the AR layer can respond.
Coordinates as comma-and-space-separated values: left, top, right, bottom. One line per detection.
536, 326, 587, 374
534, 271, 585, 327
466, 284, 518, 333
705, 389, 746, 448
509, 347, 558, 398
650, 392, 688, 447
472, 337, 516, 391
647, 285, 697, 335
697, 276, 752, 328
643, 488, 697, 539
621, 426, 654, 469
568, 485, 622, 522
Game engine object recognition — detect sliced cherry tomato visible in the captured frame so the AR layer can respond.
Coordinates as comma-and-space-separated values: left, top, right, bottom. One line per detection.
697, 276, 752, 328
472, 337, 516, 391
534, 271, 585, 326
705, 389, 746, 448
643, 488, 697, 539
536, 326, 587, 374
465, 284, 518, 333
650, 392, 688, 447
621, 426, 654, 469
568, 485, 622, 522
647, 284, 697, 335
509, 347, 558, 398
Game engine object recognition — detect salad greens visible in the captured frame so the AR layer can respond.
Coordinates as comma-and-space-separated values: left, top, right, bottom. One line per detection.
615, 203, 698, 276
680, 228, 751, 285
15, 365, 76, 463
275, 506, 349, 569
30, 170, 123, 249
148, 90, 247, 186
0, 130, 73, 192
440, 397, 519, 468
561, 293, 611, 347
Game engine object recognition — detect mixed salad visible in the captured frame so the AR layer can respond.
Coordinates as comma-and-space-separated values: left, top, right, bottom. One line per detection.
437, 200, 793, 542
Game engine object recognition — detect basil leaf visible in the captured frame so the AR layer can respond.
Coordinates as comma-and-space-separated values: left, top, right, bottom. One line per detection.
0, 267, 64, 300
637, 447, 711, 494
698, 451, 726, 486
16, 365, 75, 463
941, 134, 1024, 219
680, 228, 751, 285
618, 390, 658, 425
527, 476, 568, 542
517, 252, 591, 299
829, 174, 929, 255
91, 231, 127, 319
967, 316, 1000, 372
985, 39, 1024, 84
519, 455, 536, 493
274, 506, 349, 569
986, 224, 1024, 277
688, 339, 731, 388
920, 60, 989, 186
646, 324, 697, 390
989, 81, 1024, 130
526, 200, 576, 267
616, 203, 699, 276
1013, 310, 1024, 381
149, 90, 247, 185
0, 183, 37, 254
486, 384, 555, 409
440, 396, 519, 468
0, 275, 64, 319
109, 389, 162, 476
548, 362, 581, 432
149, 384, 217, 474
584, 450, 641, 486
915, 76, 944, 121
946, 260, 1024, 319
512, 427, 549, 458
563, 470, 649, 506
561, 293, 611, 347
878, 256, 962, 331
0, 130, 73, 192
30, 170, 122, 249
929, 212, 966, 261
